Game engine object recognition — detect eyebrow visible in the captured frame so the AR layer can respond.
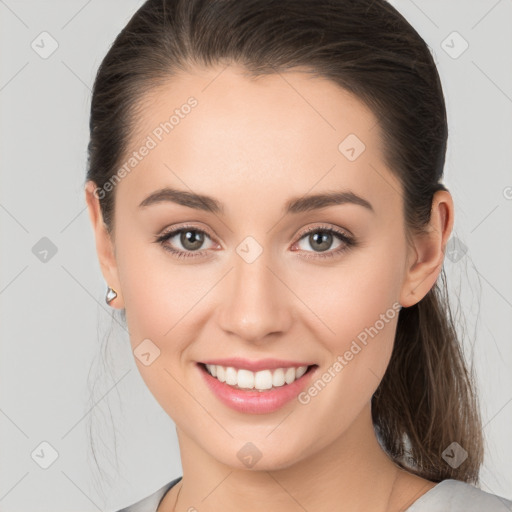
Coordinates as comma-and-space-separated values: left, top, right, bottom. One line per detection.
139, 187, 223, 213
138, 187, 374, 214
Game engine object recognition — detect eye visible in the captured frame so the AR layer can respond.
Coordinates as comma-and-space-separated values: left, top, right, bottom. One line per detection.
154, 223, 357, 261
154, 225, 216, 259
291, 224, 356, 260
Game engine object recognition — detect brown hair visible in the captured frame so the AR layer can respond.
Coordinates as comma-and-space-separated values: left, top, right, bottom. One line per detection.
85, 0, 484, 484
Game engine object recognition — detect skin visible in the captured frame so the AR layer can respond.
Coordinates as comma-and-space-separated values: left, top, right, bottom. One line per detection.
85, 65, 454, 511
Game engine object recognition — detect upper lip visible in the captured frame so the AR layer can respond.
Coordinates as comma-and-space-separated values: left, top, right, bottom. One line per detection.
199, 357, 316, 372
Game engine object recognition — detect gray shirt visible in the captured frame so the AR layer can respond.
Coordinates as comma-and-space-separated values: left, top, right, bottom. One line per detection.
116, 476, 512, 512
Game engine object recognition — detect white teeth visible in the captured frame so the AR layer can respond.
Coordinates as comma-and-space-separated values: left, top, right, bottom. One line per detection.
254, 369, 272, 390
272, 368, 285, 387
216, 365, 226, 382
225, 366, 237, 386
295, 366, 308, 379
204, 364, 310, 391
285, 367, 296, 384
238, 369, 256, 389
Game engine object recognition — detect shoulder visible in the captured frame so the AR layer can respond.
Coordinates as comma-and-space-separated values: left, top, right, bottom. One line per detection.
407, 479, 512, 512
114, 476, 183, 512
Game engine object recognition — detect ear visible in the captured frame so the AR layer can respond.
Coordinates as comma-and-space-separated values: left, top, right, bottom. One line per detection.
399, 190, 454, 308
84, 181, 124, 309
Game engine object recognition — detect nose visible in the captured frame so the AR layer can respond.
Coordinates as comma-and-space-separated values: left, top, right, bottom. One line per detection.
216, 248, 293, 344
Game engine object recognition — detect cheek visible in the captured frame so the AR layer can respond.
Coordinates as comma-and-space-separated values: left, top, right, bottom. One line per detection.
114, 240, 201, 413
114, 235, 216, 398
115, 230, 202, 336
292, 267, 401, 435
295, 248, 402, 346
291, 242, 404, 402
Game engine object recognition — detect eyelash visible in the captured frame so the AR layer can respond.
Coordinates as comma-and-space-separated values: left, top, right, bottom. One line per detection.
153, 223, 357, 261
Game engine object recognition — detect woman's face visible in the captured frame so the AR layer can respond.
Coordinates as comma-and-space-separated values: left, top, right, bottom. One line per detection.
87, 65, 424, 470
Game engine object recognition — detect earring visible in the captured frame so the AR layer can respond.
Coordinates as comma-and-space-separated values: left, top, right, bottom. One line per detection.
105, 286, 118, 305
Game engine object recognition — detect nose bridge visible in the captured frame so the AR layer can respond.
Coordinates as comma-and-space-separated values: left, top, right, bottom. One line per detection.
217, 238, 291, 341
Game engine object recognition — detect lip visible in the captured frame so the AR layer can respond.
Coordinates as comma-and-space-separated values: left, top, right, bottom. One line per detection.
200, 357, 316, 372
197, 362, 319, 414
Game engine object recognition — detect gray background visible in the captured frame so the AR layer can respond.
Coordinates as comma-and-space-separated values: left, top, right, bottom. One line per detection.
1, 0, 511, 510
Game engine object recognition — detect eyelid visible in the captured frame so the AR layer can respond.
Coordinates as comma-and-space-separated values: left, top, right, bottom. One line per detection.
289, 223, 355, 259
157, 222, 216, 240
294, 223, 354, 241
155, 223, 219, 249
154, 222, 356, 259
156, 222, 352, 243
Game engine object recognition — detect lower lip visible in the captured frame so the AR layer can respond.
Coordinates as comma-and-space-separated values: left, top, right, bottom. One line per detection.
197, 363, 318, 414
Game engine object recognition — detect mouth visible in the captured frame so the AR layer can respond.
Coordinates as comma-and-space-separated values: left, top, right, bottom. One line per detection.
197, 362, 318, 392
196, 361, 319, 414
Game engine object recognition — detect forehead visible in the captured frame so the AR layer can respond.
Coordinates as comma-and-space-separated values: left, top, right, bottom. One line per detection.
116, 65, 402, 217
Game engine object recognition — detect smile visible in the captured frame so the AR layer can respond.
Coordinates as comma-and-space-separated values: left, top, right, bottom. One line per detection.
204, 363, 311, 391
197, 362, 319, 414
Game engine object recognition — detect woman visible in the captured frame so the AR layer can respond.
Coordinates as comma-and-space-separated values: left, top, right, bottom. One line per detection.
84, 0, 512, 510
